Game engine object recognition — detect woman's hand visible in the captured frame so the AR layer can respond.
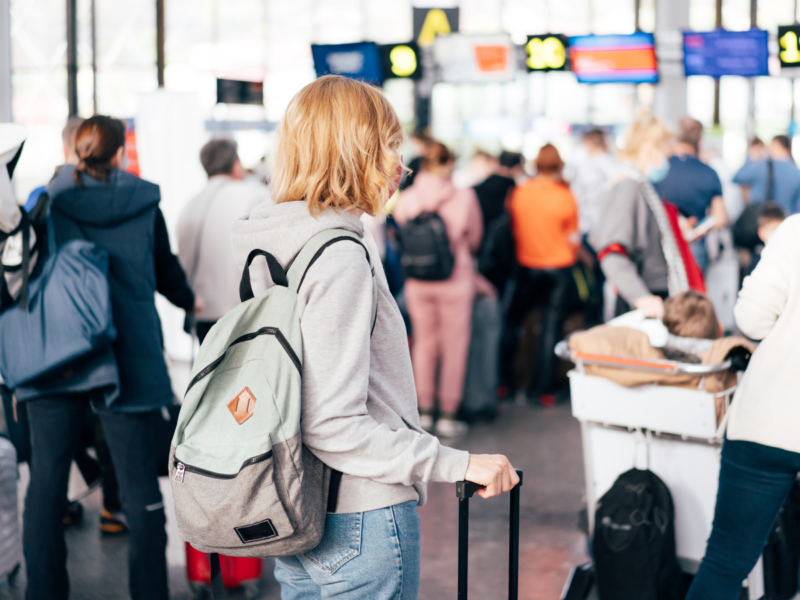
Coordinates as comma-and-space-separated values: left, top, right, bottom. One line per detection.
464, 454, 520, 499
634, 295, 665, 319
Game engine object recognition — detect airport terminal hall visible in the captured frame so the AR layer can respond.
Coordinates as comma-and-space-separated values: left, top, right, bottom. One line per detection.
4, 0, 800, 599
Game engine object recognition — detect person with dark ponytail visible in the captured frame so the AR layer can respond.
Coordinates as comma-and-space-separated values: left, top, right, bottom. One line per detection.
22, 115, 195, 600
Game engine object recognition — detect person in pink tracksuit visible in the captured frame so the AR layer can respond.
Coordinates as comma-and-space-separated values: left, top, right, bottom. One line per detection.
396, 142, 483, 438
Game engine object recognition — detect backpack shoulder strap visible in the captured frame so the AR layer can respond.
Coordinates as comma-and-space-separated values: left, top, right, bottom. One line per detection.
287, 229, 378, 335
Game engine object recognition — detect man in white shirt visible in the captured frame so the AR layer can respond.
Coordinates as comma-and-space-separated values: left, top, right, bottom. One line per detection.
177, 138, 271, 342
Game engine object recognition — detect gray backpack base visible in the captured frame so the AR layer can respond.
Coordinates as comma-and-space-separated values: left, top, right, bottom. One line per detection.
169, 229, 375, 558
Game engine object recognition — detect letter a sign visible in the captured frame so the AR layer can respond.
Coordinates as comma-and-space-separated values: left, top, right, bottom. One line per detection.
413, 7, 459, 48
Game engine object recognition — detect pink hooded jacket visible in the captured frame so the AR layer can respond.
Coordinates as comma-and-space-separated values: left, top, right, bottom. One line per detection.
396, 172, 484, 288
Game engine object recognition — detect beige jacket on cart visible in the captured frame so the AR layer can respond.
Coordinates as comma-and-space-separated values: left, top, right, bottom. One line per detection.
728, 214, 800, 453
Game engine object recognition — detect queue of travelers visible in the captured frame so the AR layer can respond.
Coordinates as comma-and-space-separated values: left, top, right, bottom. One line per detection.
1, 73, 800, 599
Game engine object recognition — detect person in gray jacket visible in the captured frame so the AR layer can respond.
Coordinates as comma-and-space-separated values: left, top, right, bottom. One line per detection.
590, 112, 690, 319
231, 75, 519, 599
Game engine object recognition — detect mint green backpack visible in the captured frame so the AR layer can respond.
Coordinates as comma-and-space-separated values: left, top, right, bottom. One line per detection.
169, 229, 376, 561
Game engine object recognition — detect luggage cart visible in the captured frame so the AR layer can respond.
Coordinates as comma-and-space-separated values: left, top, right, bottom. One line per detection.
555, 341, 765, 599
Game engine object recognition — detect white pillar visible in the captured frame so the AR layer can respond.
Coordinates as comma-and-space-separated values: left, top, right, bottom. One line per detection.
652, 0, 689, 128
0, 0, 12, 122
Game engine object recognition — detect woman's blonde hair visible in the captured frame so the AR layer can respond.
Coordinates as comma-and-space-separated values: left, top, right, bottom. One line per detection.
619, 109, 672, 162
270, 75, 405, 217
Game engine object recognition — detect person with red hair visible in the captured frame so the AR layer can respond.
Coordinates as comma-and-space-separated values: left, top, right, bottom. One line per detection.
501, 143, 579, 404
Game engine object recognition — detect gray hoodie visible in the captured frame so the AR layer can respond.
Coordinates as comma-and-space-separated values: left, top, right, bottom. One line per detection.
231, 201, 470, 513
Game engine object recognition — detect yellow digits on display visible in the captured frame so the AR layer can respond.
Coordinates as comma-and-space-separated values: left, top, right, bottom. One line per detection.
526, 36, 566, 70
390, 45, 417, 77
781, 31, 800, 64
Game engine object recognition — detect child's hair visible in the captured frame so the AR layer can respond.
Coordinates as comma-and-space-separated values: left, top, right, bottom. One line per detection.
758, 201, 787, 227
662, 290, 721, 340
269, 75, 405, 217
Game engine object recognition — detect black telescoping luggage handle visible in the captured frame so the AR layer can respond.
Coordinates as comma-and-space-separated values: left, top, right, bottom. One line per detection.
239, 249, 288, 302
456, 469, 523, 600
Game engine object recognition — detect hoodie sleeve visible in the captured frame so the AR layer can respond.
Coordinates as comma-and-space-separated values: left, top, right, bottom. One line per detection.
297, 241, 469, 485
154, 209, 195, 311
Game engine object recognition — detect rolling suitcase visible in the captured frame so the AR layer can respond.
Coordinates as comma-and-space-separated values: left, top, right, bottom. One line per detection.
0, 436, 21, 585
186, 543, 261, 599
456, 469, 523, 600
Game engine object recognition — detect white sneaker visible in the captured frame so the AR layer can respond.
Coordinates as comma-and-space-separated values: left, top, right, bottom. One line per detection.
419, 413, 434, 431
435, 418, 469, 438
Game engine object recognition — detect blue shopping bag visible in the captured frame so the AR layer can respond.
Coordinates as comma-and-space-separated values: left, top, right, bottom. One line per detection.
0, 238, 116, 389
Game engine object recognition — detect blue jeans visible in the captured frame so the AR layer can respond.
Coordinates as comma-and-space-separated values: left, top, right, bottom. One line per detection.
687, 439, 800, 600
275, 500, 420, 599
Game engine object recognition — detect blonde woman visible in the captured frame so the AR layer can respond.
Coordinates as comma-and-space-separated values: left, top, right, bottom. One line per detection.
589, 111, 702, 319
231, 75, 518, 599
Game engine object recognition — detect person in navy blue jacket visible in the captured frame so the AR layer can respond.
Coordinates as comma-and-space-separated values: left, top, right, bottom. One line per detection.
22, 116, 194, 600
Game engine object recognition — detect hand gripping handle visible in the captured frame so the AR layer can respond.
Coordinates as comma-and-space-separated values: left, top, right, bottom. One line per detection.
456, 469, 523, 600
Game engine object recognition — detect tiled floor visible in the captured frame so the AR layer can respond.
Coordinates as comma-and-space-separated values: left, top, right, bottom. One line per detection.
3, 402, 589, 600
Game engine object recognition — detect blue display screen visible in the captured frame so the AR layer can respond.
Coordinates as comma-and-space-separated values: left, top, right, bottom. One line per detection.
311, 42, 384, 85
683, 29, 769, 78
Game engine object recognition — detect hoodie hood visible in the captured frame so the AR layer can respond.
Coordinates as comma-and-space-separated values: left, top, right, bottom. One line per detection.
47, 164, 161, 227
402, 172, 456, 217
231, 200, 366, 292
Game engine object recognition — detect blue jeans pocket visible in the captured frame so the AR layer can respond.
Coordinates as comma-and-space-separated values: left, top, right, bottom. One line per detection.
302, 512, 363, 575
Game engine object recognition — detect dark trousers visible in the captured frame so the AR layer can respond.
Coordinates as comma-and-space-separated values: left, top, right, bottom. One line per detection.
500, 267, 572, 396
686, 439, 800, 600
23, 395, 168, 600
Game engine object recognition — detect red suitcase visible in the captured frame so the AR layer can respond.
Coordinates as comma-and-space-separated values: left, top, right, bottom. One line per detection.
186, 543, 262, 599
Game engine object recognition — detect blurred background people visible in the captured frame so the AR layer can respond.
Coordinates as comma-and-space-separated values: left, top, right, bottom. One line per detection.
399, 131, 433, 192
734, 134, 800, 216
24, 116, 194, 600
656, 117, 727, 273
564, 128, 617, 239
177, 137, 271, 343
24, 116, 84, 212
473, 150, 523, 244
590, 112, 702, 320
396, 141, 483, 438
500, 143, 578, 405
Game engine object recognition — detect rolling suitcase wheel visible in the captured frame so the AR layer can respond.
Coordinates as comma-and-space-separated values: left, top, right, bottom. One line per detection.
455, 469, 523, 600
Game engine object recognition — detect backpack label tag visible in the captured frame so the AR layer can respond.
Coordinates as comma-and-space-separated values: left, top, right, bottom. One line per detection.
228, 387, 257, 424
235, 518, 278, 543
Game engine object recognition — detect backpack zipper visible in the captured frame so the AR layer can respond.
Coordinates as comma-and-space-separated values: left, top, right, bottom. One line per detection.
186, 327, 300, 393
173, 449, 274, 482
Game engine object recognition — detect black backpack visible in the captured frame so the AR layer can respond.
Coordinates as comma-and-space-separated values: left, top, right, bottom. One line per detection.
593, 469, 686, 600
400, 211, 455, 281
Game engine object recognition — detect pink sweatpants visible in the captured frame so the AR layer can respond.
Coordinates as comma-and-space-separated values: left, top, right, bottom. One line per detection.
405, 279, 474, 415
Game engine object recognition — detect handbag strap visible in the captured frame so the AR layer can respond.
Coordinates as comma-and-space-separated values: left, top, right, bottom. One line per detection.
766, 158, 774, 202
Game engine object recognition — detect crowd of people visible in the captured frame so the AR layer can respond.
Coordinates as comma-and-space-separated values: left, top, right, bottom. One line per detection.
1, 73, 800, 599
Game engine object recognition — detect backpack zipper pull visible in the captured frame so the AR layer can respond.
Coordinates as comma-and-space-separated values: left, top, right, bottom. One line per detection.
174, 462, 185, 483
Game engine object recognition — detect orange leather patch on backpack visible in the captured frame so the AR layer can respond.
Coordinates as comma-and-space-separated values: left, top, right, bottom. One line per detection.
228, 387, 257, 425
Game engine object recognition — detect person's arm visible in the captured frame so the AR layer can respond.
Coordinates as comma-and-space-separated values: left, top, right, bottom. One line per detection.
565, 190, 580, 250
708, 171, 727, 227
298, 242, 469, 485
734, 216, 798, 339
153, 208, 195, 311
464, 189, 483, 254
589, 180, 653, 307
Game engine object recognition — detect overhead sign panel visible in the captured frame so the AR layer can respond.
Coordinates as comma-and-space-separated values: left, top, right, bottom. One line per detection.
778, 25, 800, 69
434, 34, 516, 83
216, 79, 264, 105
525, 34, 569, 72
379, 42, 422, 80
413, 7, 459, 47
569, 33, 658, 84
311, 42, 384, 85
683, 29, 769, 77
